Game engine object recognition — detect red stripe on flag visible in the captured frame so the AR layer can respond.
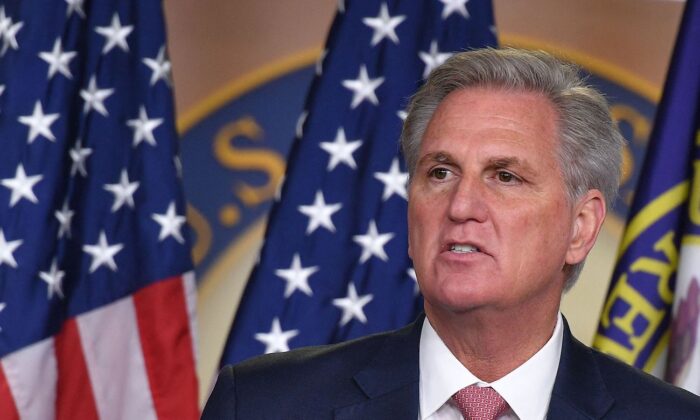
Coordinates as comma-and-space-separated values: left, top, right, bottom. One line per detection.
0, 364, 19, 420
54, 319, 99, 420
133, 276, 199, 419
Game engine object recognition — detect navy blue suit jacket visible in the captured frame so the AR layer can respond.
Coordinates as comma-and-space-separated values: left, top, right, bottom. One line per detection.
202, 316, 700, 419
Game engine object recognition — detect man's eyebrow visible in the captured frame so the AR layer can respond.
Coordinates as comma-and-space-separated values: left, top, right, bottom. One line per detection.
486, 156, 523, 168
486, 156, 539, 176
416, 153, 536, 174
417, 151, 454, 166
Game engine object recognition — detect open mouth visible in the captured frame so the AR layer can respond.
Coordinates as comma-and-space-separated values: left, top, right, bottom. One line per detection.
450, 244, 480, 254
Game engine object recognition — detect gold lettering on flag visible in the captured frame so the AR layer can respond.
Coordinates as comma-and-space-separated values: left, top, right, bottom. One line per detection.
596, 231, 678, 364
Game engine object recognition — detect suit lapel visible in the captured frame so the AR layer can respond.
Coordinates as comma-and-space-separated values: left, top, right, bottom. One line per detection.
334, 316, 424, 420
333, 315, 614, 419
547, 318, 614, 419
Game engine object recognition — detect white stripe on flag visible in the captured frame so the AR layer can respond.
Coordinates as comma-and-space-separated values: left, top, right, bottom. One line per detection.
1, 337, 56, 419
77, 296, 157, 420
183, 271, 199, 364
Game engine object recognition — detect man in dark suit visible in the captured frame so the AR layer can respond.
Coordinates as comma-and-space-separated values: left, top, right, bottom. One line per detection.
202, 48, 700, 419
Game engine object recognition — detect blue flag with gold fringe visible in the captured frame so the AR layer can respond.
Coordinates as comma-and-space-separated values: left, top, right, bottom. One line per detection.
594, 0, 700, 394
219, 0, 497, 366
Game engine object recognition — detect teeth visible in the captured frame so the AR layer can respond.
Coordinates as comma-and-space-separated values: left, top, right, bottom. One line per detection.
450, 244, 479, 253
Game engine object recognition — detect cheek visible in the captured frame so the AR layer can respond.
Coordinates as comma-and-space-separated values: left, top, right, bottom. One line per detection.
520, 203, 574, 264
408, 200, 438, 257
407, 205, 423, 255
407, 204, 417, 259
506, 197, 568, 240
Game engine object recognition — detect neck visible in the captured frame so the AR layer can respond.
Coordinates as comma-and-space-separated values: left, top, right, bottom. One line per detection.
425, 302, 559, 383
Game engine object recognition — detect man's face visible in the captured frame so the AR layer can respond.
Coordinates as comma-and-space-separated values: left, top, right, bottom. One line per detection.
408, 87, 581, 315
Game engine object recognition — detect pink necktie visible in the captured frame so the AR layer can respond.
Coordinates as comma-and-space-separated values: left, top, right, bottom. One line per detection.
451, 385, 509, 420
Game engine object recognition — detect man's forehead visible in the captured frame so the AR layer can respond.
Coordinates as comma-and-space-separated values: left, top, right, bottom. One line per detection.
417, 88, 561, 155
431, 87, 560, 127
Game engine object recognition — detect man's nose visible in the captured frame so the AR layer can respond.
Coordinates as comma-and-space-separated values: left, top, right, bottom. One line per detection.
447, 176, 488, 223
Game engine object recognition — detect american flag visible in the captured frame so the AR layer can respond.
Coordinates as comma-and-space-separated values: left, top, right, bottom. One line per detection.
220, 0, 497, 366
0, 1, 198, 418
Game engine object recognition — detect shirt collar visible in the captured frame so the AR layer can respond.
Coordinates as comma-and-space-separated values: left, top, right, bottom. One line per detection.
419, 313, 563, 420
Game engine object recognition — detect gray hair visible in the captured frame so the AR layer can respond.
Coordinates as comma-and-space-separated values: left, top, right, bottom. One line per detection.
401, 48, 625, 289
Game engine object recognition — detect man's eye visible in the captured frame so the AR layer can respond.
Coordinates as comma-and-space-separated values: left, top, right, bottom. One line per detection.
429, 168, 450, 180
497, 171, 516, 183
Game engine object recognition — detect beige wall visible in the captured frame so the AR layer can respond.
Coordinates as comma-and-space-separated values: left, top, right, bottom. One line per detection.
496, 0, 682, 93
164, 1, 337, 114
166, 1, 683, 113
163, 0, 685, 405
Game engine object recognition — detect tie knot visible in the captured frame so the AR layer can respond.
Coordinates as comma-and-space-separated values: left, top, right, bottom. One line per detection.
451, 385, 508, 420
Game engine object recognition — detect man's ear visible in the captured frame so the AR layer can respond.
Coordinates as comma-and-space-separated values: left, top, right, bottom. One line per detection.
565, 189, 606, 265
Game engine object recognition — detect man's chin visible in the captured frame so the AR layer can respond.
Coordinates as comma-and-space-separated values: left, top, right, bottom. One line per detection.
424, 290, 502, 316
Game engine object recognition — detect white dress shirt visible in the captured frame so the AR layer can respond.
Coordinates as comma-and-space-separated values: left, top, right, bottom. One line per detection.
419, 313, 563, 420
